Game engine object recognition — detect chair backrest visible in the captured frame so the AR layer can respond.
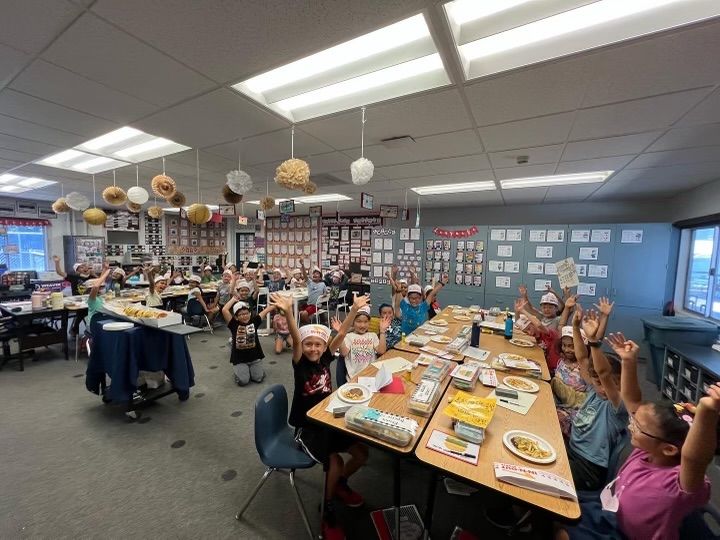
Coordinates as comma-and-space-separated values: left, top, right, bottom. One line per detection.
316, 293, 330, 307
256, 286, 269, 302
254, 384, 290, 465
186, 297, 205, 316
337, 289, 349, 303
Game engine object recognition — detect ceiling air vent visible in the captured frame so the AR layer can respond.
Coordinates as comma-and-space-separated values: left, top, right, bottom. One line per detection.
380, 135, 416, 149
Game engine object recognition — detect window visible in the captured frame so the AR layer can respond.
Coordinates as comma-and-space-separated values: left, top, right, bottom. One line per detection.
684, 226, 719, 318
0, 224, 48, 272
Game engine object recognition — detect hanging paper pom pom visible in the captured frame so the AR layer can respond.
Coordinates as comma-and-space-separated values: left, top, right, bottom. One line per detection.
151, 174, 176, 198
187, 203, 211, 225
102, 185, 127, 206
167, 191, 186, 208
52, 197, 70, 214
126, 201, 142, 213
303, 180, 317, 195
259, 196, 275, 211
83, 207, 107, 226
275, 158, 310, 190
350, 157, 374, 185
222, 184, 243, 204
127, 186, 149, 205
65, 192, 90, 211
226, 169, 253, 195
147, 206, 163, 219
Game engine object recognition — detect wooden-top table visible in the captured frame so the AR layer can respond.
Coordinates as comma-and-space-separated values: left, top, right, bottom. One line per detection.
415, 381, 580, 520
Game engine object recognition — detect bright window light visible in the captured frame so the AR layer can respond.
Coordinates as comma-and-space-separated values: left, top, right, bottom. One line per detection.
445, 0, 533, 25
500, 171, 613, 189
411, 181, 496, 195
0, 174, 20, 183
276, 54, 444, 112
243, 14, 431, 94
114, 137, 174, 158
39, 149, 84, 166
293, 194, 352, 204
17, 177, 55, 188
82, 126, 143, 151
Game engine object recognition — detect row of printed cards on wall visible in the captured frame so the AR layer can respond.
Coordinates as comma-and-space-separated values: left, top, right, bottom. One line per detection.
368, 227, 421, 284
265, 216, 318, 269
425, 239, 484, 286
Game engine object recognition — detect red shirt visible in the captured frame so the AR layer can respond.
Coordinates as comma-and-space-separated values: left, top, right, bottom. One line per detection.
536, 329, 560, 372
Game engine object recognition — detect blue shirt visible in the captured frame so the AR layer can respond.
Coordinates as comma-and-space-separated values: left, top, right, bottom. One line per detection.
569, 388, 628, 467
400, 298, 429, 335
87, 296, 103, 325
307, 280, 327, 305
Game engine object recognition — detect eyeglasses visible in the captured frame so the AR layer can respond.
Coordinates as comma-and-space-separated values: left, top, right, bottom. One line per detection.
628, 414, 671, 443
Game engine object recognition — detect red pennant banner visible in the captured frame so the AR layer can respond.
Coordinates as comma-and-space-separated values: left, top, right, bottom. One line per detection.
432, 226, 478, 238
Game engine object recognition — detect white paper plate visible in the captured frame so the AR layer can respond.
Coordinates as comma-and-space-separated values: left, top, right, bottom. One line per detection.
453, 315, 472, 321
337, 383, 372, 404
503, 430, 556, 464
502, 376, 539, 393
428, 319, 448, 326
431, 335, 452, 344
103, 321, 134, 331
509, 338, 535, 348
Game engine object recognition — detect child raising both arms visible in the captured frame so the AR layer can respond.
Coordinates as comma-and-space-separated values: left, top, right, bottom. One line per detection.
394, 277, 446, 335
333, 304, 390, 384
557, 332, 717, 540
273, 292, 369, 540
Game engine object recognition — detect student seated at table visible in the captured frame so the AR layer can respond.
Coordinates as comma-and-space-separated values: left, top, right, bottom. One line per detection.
168, 267, 187, 286
385, 266, 408, 301
332, 303, 389, 385
274, 292, 369, 540
214, 271, 235, 308
106, 266, 141, 294
145, 272, 168, 309
299, 264, 328, 325
556, 332, 717, 540
271, 310, 291, 354
518, 285, 564, 331
394, 278, 445, 335
221, 295, 275, 386
53, 255, 96, 335
201, 265, 215, 284
86, 264, 112, 329
186, 275, 219, 324
266, 268, 286, 293
424, 284, 441, 319
287, 267, 304, 289
377, 303, 402, 349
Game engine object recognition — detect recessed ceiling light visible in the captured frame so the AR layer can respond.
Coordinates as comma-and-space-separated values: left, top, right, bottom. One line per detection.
81, 126, 143, 151
114, 137, 175, 158
293, 194, 352, 204
411, 181, 496, 195
0, 174, 56, 192
0, 185, 30, 193
500, 171, 613, 189
39, 149, 84, 166
445, 0, 720, 81
245, 198, 297, 205
17, 177, 55, 188
73, 156, 117, 171
0, 174, 20, 183
232, 14, 450, 121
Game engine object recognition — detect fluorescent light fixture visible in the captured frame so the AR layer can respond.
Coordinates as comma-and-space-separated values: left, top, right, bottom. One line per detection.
0, 185, 30, 193
445, 0, 720, 81
232, 14, 450, 121
245, 198, 296, 205
164, 204, 220, 214
82, 126, 143, 150
39, 149, 84, 166
114, 137, 174, 158
73, 156, 116, 171
0, 174, 20, 183
293, 194, 352, 204
500, 171, 613, 189
17, 177, 55, 188
0, 174, 56, 193
411, 181, 496, 195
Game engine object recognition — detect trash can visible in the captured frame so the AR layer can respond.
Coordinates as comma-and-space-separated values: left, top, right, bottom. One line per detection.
642, 316, 718, 387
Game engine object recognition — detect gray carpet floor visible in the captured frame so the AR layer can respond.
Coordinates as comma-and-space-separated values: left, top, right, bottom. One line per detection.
1, 331, 717, 540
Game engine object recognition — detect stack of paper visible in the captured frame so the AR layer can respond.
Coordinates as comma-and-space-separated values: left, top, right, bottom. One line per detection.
371, 356, 413, 373
488, 389, 537, 415
494, 463, 577, 500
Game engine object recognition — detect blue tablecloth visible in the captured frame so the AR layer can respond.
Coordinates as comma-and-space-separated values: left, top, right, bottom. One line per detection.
85, 316, 195, 402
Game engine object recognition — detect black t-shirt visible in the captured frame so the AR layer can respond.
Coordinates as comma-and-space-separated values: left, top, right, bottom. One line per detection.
66, 273, 87, 295
289, 350, 334, 428
228, 315, 264, 365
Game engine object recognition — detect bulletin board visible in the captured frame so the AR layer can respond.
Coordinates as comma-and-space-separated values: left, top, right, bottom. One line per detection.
522, 225, 568, 304
165, 214, 226, 251
265, 215, 319, 270
321, 216, 381, 271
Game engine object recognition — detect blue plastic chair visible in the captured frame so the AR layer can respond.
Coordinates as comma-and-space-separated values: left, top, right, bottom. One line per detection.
235, 384, 315, 539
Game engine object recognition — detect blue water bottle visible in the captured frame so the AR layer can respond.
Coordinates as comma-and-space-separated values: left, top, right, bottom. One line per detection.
504, 312, 514, 340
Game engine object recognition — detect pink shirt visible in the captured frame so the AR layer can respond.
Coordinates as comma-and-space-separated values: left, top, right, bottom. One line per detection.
614, 448, 710, 540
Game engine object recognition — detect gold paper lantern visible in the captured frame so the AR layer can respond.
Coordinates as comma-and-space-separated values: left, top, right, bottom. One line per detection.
303, 181, 317, 195
259, 196, 275, 211
52, 198, 70, 213
83, 207, 107, 226
126, 201, 142, 213
275, 158, 310, 190
147, 206, 163, 219
187, 203, 210, 224
167, 191, 186, 208
102, 186, 127, 206
151, 174, 177, 198
222, 184, 243, 204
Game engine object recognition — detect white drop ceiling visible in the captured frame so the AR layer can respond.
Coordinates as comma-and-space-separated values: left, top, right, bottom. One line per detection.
0, 0, 717, 212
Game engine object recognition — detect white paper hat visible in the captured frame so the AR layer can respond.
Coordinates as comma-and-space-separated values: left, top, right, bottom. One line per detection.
236, 280, 250, 290
189, 274, 201, 283
540, 293, 559, 306
407, 284, 422, 295
299, 324, 331, 343
561, 325, 588, 344
232, 301, 250, 314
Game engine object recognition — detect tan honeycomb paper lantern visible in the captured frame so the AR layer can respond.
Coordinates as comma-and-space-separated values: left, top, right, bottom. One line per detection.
259, 196, 275, 211
222, 184, 243, 204
186, 203, 210, 224
52, 197, 70, 214
102, 185, 127, 206
303, 180, 317, 195
167, 191, 186, 208
126, 201, 142, 213
151, 174, 176, 198
147, 206, 163, 219
83, 207, 107, 226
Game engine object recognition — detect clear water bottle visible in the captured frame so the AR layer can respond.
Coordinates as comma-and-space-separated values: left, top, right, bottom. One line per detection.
504, 312, 513, 340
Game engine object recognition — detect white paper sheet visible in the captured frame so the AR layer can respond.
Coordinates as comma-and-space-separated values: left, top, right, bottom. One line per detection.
374, 238, 383, 250
534, 279, 552, 291
372, 267, 383, 277
495, 276, 511, 288
529, 230, 546, 242
399, 228, 410, 240
490, 229, 506, 241
383, 239, 393, 250
621, 229, 643, 243
404, 242, 415, 254
579, 247, 599, 261
504, 261, 520, 273
506, 229, 522, 242
384, 252, 394, 264
489, 260, 504, 272
371, 356, 413, 373
591, 229, 611, 243
545, 263, 558, 275
571, 230, 590, 243
577, 282, 597, 296
555, 257, 579, 289
527, 262, 544, 274
372, 252, 382, 264
497, 245, 512, 257
358, 364, 392, 392
547, 230, 565, 242
410, 228, 421, 240
588, 264, 608, 278
535, 246, 553, 259
576, 264, 587, 277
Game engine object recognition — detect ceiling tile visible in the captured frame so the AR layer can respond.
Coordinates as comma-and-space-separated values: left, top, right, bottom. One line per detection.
570, 88, 711, 140
240, 129, 333, 167
647, 123, 720, 152
494, 164, 556, 181
376, 162, 439, 180
305, 152, 352, 175
0, 89, 117, 137
91, 0, 432, 83
0, 147, 42, 164
417, 190, 503, 207
489, 144, 564, 170
591, 174, 715, 201
132, 89, 287, 148
0, 43, 31, 88
676, 87, 720, 127
11, 60, 157, 122
556, 156, 635, 174
299, 89, 473, 151
0, 114, 84, 148
0, 1, 83, 55
582, 20, 720, 107
465, 57, 587, 126
0, 133, 63, 157
42, 13, 215, 107
428, 154, 491, 175
544, 184, 600, 202
628, 146, 720, 169
394, 171, 495, 189
561, 132, 661, 161
501, 187, 547, 204
478, 113, 574, 153
0, 158, 25, 173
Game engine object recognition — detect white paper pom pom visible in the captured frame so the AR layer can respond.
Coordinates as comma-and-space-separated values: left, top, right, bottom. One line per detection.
226, 169, 253, 194
65, 192, 90, 211
351, 157, 374, 185
127, 186, 149, 204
